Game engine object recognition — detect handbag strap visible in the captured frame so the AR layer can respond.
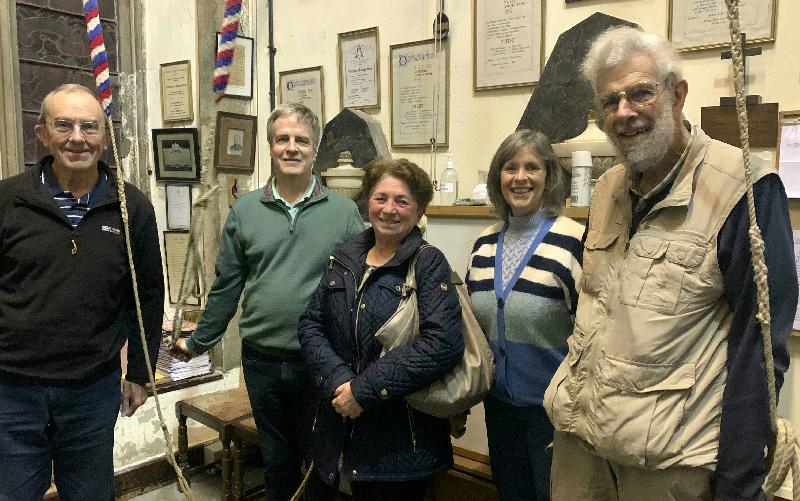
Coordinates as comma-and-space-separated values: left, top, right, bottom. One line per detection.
404, 244, 434, 296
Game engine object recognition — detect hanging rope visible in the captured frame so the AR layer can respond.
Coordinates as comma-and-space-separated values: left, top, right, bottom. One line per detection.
170, 130, 219, 343
82, 0, 194, 498
212, 0, 243, 103
428, 0, 445, 189
723, 1, 800, 498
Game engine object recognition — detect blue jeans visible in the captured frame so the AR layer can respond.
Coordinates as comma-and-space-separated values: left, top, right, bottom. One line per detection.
484, 394, 553, 501
241, 343, 313, 501
0, 369, 121, 501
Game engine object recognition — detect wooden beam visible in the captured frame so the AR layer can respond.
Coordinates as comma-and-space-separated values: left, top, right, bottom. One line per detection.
0, 1, 23, 179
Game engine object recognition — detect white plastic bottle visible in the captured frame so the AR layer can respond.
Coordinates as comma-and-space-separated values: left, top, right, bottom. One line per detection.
570, 150, 592, 207
439, 154, 458, 206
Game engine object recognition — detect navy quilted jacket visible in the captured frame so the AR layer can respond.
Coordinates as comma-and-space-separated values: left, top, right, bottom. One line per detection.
298, 226, 463, 485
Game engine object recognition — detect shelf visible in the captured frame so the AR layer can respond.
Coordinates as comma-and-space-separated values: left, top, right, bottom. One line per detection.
426, 205, 589, 220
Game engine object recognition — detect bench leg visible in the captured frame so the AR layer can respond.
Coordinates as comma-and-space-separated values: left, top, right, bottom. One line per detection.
221, 438, 233, 501
232, 438, 243, 501
177, 413, 191, 490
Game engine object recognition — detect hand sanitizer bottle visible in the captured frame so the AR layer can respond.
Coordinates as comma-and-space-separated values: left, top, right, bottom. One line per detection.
439, 154, 458, 206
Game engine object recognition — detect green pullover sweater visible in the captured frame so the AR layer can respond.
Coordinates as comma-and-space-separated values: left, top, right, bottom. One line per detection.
187, 175, 364, 355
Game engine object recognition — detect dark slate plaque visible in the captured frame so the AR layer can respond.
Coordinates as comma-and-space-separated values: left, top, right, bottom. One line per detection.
517, 12, 637, 143
315, 108, 391, 175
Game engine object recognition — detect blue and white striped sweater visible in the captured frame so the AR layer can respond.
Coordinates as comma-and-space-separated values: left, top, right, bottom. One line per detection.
466, 215, 584, 407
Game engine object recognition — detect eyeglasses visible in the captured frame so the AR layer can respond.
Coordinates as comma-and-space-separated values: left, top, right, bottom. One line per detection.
45, 118, 104, 136
597, 81, 663, 115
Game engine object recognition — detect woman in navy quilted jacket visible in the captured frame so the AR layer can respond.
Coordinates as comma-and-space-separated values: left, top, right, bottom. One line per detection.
299, 158, 464, 501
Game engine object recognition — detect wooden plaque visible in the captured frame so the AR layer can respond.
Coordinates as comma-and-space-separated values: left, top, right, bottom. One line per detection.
701, 103, 779, 148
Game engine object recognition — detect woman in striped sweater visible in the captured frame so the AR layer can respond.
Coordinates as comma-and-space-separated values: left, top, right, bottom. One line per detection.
466, 130, 584, 501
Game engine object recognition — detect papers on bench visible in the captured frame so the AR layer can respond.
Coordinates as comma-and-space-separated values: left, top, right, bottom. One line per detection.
157, 322, 211, 382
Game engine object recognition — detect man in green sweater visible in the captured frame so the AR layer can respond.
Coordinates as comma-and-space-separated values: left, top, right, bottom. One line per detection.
172, 103, 364, 501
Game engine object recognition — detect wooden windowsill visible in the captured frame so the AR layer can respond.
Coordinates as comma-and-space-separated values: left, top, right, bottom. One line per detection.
792, 330, 800, 339
426, 205, 590, 220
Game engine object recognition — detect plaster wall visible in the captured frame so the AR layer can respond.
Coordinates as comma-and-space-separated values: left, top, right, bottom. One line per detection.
268, 0, 800, 198
112, 0, 248, 471
129, 0, 800, 495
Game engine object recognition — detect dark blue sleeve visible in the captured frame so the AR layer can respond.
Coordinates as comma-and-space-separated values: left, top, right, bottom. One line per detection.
298, 269, 358, 399
715, 173, 797, 500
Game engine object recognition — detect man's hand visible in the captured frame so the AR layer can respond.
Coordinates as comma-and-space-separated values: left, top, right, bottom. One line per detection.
120, 380, 149, 417
169, 337, 193, 362
332, 381, 363, 419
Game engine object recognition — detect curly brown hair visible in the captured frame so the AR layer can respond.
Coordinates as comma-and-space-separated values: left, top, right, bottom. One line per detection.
358, 158, 434, 214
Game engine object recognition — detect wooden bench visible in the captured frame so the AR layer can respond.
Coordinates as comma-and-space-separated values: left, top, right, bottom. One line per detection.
230, 417, 262, 501
175, 385, 252, 501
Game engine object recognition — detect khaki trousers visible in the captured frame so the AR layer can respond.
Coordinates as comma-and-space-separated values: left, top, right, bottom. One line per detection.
550, 432, 714, 501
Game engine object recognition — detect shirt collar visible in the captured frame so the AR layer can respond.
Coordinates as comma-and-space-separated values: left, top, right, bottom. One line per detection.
271, 175, 316, 209
41, 161, 108, 206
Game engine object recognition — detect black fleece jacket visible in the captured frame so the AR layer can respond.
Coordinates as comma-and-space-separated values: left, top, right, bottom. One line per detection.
0, 157, 163, 386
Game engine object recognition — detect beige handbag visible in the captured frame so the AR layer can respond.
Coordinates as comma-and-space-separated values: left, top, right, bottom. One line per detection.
374, 245, 495, 419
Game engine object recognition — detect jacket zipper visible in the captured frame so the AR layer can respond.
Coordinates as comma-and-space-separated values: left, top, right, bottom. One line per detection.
406, 404, 417, 452
280, 190, 325, 233
353, 285, 366, 374
311, 391, 322, 432
331, 256, 362, 373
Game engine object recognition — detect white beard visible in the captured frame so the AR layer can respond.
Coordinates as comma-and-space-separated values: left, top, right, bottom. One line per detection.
613, 103, 676, 173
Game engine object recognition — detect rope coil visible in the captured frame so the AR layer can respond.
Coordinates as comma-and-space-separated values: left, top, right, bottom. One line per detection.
723, 1, 800, 498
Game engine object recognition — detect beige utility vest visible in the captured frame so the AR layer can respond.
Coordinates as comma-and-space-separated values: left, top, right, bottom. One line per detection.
544, 129, 772, 470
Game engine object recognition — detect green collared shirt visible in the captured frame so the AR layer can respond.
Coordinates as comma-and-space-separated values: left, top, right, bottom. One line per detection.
272, 175, 316, 221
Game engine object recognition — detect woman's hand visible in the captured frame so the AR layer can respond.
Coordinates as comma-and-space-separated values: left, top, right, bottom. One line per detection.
332, 381, 363, 419
449, 411, 469, 438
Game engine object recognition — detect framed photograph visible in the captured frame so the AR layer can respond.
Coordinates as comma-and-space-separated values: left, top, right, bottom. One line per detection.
216, 33, 254, 98
214, 112, 257, 173
152, 128, 201, 182
279, 66, 325, 123
390, 39, 448, 148
668, 0, 776, 52
165, 184, 192, 230
163, 230, 201, 306
159, 60, 193, 122
338, 27, 380, 109
473, 0, 543, 90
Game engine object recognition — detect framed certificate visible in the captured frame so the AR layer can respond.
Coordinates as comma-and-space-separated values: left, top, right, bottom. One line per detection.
159, 60, 194, 122
279, 66, 325, 123
338, 27, 380, 110
473, 0, 543, 90
668, 0, 776, 52
163, 230, 201, 306
165, 184, 192, 230
390, 39, 448, 148
777, 111, 800, 199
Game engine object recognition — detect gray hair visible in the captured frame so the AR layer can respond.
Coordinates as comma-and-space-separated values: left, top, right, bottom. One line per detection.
37, 84, 100, 124
487, 129, 565, 221
266, 103, 321, 151
581, 26, 683, 93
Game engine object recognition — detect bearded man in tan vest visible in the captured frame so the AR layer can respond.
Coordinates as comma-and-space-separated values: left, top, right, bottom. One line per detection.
545, 27, 797, 501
